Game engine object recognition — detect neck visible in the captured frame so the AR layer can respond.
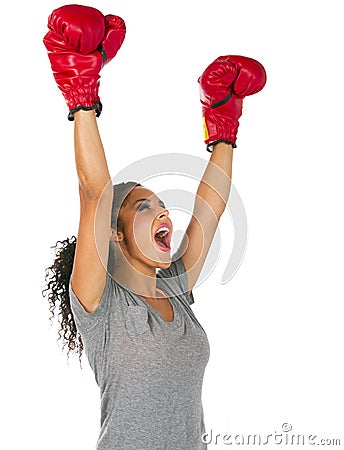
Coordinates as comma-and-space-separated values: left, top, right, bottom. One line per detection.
111, 252, 164, 299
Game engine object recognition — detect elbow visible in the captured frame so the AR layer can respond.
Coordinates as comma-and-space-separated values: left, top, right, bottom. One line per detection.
78, 174, 113, 201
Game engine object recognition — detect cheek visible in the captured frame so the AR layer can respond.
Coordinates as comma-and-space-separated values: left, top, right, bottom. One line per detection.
131, 215, 152, 249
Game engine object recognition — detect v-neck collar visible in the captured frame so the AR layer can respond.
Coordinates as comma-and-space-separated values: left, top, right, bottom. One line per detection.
113, 278, 182, 326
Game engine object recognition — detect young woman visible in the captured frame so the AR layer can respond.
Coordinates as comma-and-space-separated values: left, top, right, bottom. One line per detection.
42, 4, 266, 450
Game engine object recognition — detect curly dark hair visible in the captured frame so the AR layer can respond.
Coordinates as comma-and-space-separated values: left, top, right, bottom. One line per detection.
42, 181, 141, 367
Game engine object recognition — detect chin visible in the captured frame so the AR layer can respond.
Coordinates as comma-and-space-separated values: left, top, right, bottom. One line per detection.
152, 252, 172, 269
137, 241, 173, 269
157, 259, 172, 269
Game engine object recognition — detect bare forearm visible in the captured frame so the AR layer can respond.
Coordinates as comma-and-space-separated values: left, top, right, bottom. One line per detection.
74, 110, 111, 198
195, 142, 233, 218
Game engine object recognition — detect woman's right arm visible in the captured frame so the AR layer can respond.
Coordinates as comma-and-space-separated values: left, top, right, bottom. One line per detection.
42, 4, 126, 313
71, 109, 113, 313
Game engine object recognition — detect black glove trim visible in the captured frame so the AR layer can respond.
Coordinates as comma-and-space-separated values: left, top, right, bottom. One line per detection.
206, 139, 236, 153
211, 91, 232, 109
97, 44, 107, 68
68, 101, 103, 121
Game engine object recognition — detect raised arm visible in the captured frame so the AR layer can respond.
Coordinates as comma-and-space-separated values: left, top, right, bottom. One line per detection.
71, 110, 113, 312
43, 5, 126, 312
178, 55, 267, 292
178, 142, 233, 292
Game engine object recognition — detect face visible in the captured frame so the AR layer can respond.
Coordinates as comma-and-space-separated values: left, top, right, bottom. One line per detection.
116, 186, 173, 268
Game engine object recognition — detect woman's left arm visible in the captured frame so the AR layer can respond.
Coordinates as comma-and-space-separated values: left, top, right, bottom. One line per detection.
177, 142, 233, 292
177, 55, 266, 292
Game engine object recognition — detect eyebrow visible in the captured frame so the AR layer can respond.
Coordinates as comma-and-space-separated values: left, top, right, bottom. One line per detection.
134, 198, 166, 208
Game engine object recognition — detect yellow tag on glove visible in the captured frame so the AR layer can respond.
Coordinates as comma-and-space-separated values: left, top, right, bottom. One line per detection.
202, 117, 209, 141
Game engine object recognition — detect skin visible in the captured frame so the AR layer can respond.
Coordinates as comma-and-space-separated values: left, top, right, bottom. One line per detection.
111, 186, 173, 292
70, 109, 233, 321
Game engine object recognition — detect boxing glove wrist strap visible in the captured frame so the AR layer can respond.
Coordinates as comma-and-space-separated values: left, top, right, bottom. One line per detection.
68, 101, 103, 121
206, 139, 236, 153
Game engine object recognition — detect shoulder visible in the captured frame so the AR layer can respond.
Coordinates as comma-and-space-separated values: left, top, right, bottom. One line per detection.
157, 251, 195, 305
69, 271, 114, 333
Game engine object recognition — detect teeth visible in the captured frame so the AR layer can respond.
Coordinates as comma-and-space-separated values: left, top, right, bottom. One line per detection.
155, 226, 169, 235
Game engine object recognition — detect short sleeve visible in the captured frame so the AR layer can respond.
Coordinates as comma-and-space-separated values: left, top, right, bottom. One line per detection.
157, 250, 195, 305
69, 272, 113, 335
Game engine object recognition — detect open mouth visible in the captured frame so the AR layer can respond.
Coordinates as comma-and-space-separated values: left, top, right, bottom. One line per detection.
153, 225, 171, 252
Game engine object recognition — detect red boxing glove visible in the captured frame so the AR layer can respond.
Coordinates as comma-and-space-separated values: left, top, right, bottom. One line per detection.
43, 5, 126, 120
198, 55, 267, 151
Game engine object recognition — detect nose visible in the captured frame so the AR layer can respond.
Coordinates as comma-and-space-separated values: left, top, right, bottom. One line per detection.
158, 208, 169, 219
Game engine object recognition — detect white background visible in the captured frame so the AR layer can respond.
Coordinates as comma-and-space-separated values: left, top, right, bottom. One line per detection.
1, 0, 343, 448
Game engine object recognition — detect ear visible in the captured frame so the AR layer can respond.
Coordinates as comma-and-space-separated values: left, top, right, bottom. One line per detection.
110, 228, 124, 243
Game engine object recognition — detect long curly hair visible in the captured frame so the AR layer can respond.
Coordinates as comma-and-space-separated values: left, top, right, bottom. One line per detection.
42, 181, 141, 367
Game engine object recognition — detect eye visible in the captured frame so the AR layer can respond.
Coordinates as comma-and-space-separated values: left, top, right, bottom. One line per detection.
137, 202, 150, 211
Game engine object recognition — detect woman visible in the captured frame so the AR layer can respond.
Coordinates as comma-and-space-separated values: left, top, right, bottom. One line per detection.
42, 4, 266, 450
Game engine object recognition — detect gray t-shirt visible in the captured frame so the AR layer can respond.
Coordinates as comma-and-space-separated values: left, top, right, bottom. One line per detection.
69, 252, 210, 450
